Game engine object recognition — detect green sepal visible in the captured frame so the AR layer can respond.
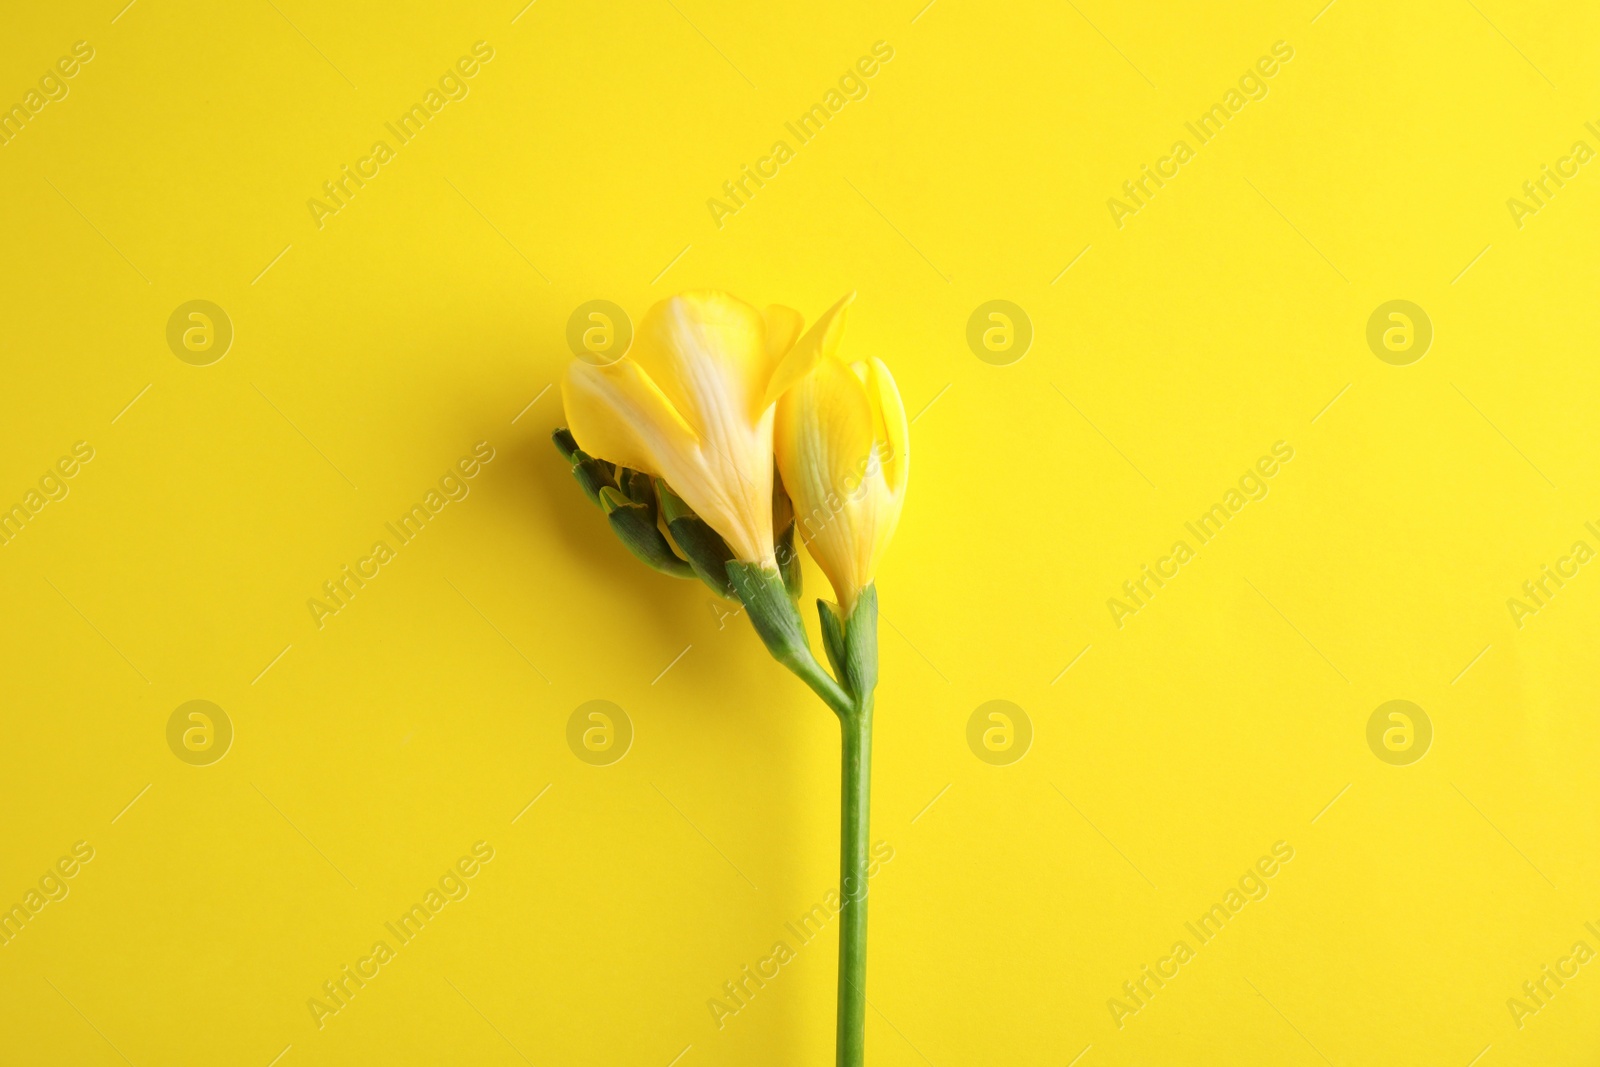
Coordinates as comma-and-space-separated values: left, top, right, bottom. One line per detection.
658, 479, 737, 598
818, 587, 878, 702
599, 487, 695, 578
728, 562, 854, 718
818, 599, 847, 683
727, 562, 809, 662
841, 584, 879, 700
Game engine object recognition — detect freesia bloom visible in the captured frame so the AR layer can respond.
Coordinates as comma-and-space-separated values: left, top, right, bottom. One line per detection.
775, 295, 909, 614
562, 291, 803, 567
553, 289, 905, 1067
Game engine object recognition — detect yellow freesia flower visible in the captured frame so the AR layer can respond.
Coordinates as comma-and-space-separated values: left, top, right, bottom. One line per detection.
774, 295, 909, 615
555, 291, 905, 1067
562, 290, 803, 567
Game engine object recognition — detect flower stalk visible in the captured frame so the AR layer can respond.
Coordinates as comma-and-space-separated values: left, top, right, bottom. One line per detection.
836, 692, 872, 1067
828, 587, 878, 1067
728, 571, 879, 1067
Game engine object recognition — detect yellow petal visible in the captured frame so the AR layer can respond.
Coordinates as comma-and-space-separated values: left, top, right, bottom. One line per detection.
777, 355, 879, 607
633, 291, 769, 439
779, 357, 873, 507
865, 357, 909, 497
762, 291, 855, 411
763, 304, 804, 367
562, 358, 698, 475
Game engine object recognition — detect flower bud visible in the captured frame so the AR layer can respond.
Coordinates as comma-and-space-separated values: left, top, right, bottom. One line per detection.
773, 298, 909, 616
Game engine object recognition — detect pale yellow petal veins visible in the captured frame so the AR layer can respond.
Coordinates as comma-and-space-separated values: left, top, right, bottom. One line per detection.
813, 357, 876, 494
633, 291, 769, 439
562, 359, 697, 475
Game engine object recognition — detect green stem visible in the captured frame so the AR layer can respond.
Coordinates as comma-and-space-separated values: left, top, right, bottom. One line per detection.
787, 652, 854, 719
725, 561, 875, 1063
836, 696, 871, 1067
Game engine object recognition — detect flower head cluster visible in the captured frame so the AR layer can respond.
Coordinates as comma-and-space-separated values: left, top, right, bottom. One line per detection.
554, 290, 908, 711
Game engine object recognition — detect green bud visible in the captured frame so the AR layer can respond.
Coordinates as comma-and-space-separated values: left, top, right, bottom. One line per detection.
552, 428, 581, 462
552, 428, 617, 507
655, 478, 695, 526
620, 468, 655, 510
572, 460, 615, 507
658, 479, 737, 598
599, 487, 695, 578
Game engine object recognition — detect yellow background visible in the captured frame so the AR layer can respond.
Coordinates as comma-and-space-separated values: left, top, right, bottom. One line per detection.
2, 0, 1598, 1063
